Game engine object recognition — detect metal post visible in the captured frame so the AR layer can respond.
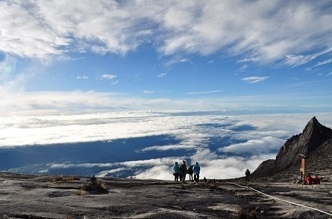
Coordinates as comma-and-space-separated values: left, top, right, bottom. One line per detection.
300, 154, 306, 184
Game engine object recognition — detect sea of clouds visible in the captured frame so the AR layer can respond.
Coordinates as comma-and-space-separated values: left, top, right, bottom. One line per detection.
1, 111, 332, 180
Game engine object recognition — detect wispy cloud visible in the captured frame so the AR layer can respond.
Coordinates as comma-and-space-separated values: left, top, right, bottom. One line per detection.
110, 80, 119, 85
156, 72, 167, 78
1, 90, 332, 116
102, 74, 117, 80
242, 76, 268, 84
141, 144, 195, 152
187, 90, 223, 95
143, 90, 155, 94
312, 58, 332, 68
76, 76, 89, 80
239, 64, 248, 72
165, 57, 189, 66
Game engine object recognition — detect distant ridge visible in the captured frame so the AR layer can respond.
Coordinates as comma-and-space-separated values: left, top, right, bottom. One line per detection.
253, 116, 332, 177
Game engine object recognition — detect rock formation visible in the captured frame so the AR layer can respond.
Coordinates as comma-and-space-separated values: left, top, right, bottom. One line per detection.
253, 116, 332, 177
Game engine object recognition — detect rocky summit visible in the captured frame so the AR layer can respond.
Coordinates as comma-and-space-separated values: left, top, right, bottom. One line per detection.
253, 116, 332, 177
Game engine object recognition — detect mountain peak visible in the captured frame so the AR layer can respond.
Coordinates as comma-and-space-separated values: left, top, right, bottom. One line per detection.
303, 116, 322, 134
308, 116, 319, 126
300, 116, 331, 155
253, 116, 332, 177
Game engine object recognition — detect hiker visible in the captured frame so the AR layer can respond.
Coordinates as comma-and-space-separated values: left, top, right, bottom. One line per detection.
187, 165, 194, 182
305, 174, 314, 185
314, 175, 320, 184
193, 162, 201, 183
245, 169, 250, 183
90, 175, 97, 186
172, 161, 181, 182
180, 160, 187, 182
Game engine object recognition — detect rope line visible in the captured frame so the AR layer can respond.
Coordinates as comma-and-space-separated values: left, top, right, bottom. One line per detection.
229, 182, 332, 217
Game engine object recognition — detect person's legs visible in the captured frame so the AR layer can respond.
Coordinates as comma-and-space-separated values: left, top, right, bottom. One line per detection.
194, 174, 198, 183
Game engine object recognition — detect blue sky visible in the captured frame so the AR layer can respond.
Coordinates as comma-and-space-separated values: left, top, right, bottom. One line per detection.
1, 0, 332, 115
1, 1, 332, 180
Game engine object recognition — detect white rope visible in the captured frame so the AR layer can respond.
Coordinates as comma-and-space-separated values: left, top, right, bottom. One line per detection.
229, 182, 332, 217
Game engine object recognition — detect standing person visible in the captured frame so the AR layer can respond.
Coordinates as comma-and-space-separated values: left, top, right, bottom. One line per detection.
245, 169, 250, 183
172, 161, 181, 182
180, 160, 187, 182
193, 162, 201, 183
187, 165, 194, 182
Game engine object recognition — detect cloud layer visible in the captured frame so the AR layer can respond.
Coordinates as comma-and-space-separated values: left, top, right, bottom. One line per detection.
1, 0, 331, 65
1, 111, 332, 180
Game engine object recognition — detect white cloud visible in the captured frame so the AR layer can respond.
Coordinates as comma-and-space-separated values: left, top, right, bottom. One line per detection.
197, 154, 275, 180
141, 144, 195, 152
76, 76, 89, 80
1, 90, 332, 117
97, 168, 128, 177
0, 1, 330, 66
312, 58, 332, 68
239, 64, 248, 72
285, 48, 332, 67
186, 90, 223, 95
101, 74, 117, 80
0, 110, 314, 147
242, 76, 268, 84
220, 136, 285, 155
165, 56, 189, 66
143, 90, 154, 94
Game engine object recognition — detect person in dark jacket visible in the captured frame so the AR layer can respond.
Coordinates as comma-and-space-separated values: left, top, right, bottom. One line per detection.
187, 165, 194, 182
313, 175, 320, 184
245, 169, 250, 183
180, 160, 187, 182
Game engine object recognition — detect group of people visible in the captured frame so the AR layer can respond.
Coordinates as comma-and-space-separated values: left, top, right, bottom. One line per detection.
172, 160, 201, 183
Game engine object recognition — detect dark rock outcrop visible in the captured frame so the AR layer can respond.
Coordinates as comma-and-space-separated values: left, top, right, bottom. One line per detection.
253, 116, 332, 177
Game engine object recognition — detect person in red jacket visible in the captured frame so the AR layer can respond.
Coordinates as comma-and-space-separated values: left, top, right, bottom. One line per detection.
305, 174, 313, 185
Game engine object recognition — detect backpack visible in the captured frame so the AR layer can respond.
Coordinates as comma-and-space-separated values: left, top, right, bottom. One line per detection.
187, 165, 194, 174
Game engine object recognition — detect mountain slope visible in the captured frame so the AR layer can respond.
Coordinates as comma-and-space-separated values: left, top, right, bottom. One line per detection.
253, 116, 332, 177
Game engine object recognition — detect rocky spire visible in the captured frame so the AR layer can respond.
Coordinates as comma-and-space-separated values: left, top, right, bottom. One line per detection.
300, 116, 330, 155
253, 116, 332, 177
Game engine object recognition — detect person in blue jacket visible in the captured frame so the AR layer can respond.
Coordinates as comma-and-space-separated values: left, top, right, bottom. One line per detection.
172, 161, 181, 181
193, 162, 201, 183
